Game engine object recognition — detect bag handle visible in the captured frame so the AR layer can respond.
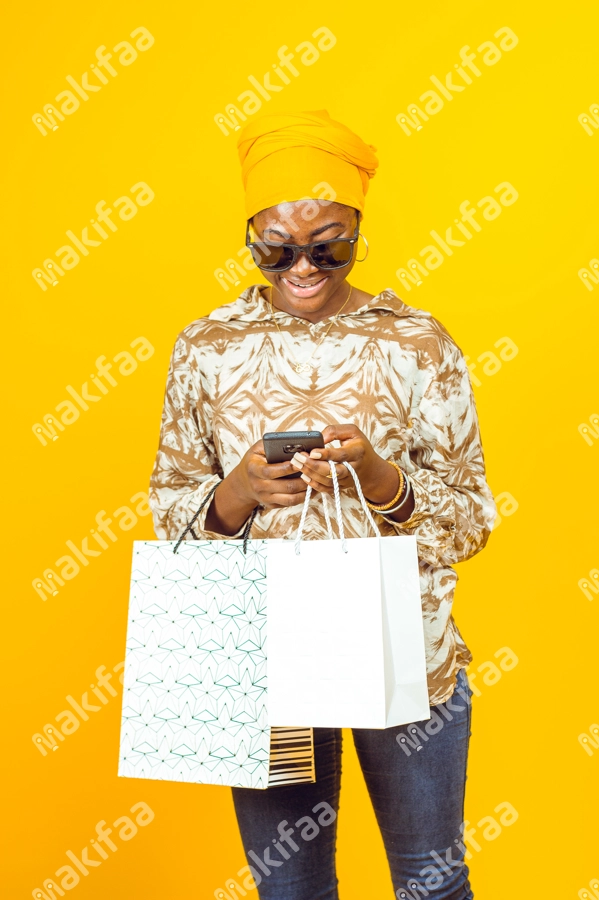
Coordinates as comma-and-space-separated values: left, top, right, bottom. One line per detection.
173, 482, 259, 556
344, 462, 381, 537
294, 461, 380, 555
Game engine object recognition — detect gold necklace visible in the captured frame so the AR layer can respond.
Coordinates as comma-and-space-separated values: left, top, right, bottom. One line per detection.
269, 284, 353, 375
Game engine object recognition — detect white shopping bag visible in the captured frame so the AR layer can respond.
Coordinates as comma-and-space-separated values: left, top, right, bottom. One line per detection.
267, 463, 430, 729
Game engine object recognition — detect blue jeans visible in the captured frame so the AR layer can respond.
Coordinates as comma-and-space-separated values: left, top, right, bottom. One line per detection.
232, 668, 474, 900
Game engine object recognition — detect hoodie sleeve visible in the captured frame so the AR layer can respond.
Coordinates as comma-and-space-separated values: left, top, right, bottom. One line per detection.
384, 337, 496, 568
148, 332, 244, 541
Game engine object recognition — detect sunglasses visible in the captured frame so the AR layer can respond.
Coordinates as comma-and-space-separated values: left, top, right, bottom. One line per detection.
246, 221, 359, 272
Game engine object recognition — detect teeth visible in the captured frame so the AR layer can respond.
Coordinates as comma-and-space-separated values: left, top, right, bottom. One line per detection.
288, 278, 323, 287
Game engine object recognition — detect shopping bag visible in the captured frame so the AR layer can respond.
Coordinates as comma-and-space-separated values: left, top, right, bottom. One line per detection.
118, 490, 315, 790
266, 462, 431, 729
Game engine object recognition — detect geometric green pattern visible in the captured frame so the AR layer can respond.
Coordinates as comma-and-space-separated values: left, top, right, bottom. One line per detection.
118, 539, 270, 789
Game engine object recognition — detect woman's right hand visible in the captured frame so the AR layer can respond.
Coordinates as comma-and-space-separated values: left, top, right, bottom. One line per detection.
233, 440, 309, 510
205, 440, 308, 535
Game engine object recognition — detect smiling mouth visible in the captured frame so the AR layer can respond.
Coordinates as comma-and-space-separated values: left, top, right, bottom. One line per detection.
281, 275, 329, 297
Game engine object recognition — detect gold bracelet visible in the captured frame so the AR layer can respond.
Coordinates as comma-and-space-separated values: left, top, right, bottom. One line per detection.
366, 461, 405, 511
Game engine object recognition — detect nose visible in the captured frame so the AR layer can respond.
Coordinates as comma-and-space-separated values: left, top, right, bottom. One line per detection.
287, 251, 320, 279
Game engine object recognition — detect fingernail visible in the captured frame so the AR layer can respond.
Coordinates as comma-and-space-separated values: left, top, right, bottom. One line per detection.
300, 474, 311, 483
310, 451, 322, 459
292, 453, 305, 466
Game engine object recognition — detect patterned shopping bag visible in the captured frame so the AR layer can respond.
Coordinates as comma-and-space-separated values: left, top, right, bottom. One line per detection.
118, 537, 314, 789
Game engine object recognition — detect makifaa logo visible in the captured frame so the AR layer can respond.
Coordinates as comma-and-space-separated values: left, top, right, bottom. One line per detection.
395, 182, 518, 292
32, 183, 154, 291
31, 803, 154, 898
32, 491, 152, 601
32, 28, 154, 136
32, 336, 154, 447
396, 27, 518, 136
214, 27, 336, 136
578, 256, 599, 291
578, 103, 599, 136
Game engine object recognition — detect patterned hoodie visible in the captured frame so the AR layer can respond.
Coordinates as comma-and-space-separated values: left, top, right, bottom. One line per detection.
149, 286, 496, 705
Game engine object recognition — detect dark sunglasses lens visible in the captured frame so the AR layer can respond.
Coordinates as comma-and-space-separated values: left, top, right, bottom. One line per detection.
250, 243, 294, 270
311, 240, 353, 269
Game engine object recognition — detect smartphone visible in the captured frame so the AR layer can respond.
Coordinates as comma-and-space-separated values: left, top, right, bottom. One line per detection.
263, 430, 325, 477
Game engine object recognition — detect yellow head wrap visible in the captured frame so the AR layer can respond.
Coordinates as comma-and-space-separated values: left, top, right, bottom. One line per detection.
237, 110, 378, 219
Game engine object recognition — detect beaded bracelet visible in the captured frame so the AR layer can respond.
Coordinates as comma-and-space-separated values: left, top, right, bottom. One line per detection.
380, 475, 412, 515
365, 461, 406, 512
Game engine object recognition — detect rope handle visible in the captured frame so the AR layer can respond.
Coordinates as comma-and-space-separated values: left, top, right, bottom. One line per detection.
294, 460, 380, 554
241, 505, 260, 554
328, 459, 346, 549
344, 462, 381, 537
321, 492, 335, 541
173, 482, 259, 556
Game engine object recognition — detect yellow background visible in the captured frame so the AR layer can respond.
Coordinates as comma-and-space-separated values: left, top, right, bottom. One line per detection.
4, 0, 598, 896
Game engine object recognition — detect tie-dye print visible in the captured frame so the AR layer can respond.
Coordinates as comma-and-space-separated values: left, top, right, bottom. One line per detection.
150, 286, 496, 705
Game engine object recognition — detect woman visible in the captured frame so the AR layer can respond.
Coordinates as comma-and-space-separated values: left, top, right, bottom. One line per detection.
150, 110, 495, 900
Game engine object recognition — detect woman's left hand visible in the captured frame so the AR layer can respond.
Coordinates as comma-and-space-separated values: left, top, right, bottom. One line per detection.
291, 424, 400, 506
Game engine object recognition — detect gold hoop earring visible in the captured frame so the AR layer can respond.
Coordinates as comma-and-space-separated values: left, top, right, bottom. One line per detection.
356, 232, 369, 262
